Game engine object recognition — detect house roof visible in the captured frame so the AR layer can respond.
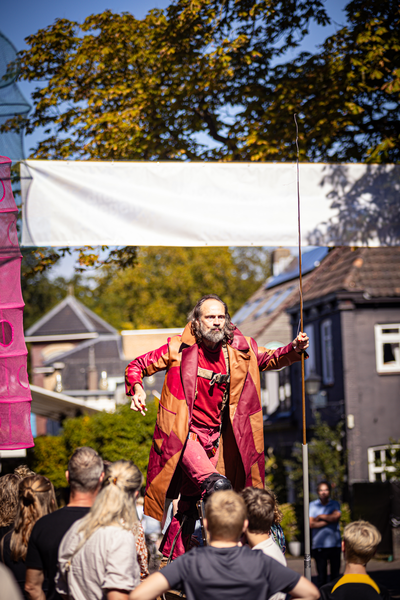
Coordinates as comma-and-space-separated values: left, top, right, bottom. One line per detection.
30, 385, 114, 419
234, 248, 329, 343
297, 247, 400, 304
44, 334, 124, 364
25, 294, 117, 337
42, 335, 127, 391
265, 247, 329, 289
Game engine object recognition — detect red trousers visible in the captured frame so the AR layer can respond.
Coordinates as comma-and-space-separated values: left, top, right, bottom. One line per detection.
160, 438, 219, 559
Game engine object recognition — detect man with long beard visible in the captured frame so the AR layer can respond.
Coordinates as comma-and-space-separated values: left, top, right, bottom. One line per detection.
125, 294, 308, 559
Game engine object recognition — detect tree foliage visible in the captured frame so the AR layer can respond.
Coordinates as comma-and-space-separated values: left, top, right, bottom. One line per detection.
383, 438, 400, 481
5, 0, 398, 272
21, 250, 68, 330
82, 246, 271, 330
263, 0, 400, 163
265, 447, 288, 503
279, 503, 300, 543
28, 435, 69, 489
29, 402, 158, 488
5, 1, 329, 161
5, 0, 398, 164
286, 413, 347, 502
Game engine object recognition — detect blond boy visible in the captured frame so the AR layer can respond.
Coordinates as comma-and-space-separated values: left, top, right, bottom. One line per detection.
320, 521, 389, 600
130, 490, 319, 600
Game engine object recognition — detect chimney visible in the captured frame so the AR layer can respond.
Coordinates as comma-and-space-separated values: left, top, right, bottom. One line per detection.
271, 248, 292, 276
87, 346, 98, 390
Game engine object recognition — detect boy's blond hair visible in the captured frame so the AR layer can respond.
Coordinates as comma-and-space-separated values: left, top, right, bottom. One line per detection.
343, 520, 381, 565
205, 490, 247, 541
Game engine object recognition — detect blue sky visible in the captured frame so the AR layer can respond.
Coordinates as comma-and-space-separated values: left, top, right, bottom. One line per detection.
2, 0, 349, 53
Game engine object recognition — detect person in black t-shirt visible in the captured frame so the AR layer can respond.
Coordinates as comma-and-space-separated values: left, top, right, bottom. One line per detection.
320, 521, 390, 600
129, 490, 319, 600
25, 447, 104, 600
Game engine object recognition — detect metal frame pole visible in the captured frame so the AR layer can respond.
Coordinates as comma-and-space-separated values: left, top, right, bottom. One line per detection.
295, 114, 312, 580
302, 442, 312, 579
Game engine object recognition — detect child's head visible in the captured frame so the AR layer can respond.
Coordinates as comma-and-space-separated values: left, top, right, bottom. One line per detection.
241, 486, 276, 534
343, 520, 381, 565
205, 490, 247, 542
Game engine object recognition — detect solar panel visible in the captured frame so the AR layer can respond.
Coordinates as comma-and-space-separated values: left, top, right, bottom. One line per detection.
253, 285, 296, 319
265, 247, 329, 289
232, 298, 263, 324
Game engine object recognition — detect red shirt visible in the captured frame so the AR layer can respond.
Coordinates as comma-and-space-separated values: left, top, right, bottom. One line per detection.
190, 342, 227, 442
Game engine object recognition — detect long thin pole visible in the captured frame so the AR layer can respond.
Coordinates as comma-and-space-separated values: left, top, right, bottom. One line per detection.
294, 114, 311, 581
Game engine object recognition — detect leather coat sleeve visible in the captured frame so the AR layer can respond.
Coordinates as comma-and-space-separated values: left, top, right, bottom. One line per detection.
125, 343, 169, 395
257, 342, 303, 371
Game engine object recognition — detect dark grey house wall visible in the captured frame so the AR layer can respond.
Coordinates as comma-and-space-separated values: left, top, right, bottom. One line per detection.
289, 307, 345, 434
342, 305, 400, 484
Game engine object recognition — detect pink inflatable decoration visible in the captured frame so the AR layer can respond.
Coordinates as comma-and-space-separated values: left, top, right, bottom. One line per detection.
0, 155, 33, 449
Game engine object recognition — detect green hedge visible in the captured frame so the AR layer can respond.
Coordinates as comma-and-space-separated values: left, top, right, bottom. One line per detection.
29, 401, 158, 487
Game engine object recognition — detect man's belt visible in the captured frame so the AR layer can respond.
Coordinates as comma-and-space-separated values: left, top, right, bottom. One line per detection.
197, 367, 230, 389
187, 431, 217, 458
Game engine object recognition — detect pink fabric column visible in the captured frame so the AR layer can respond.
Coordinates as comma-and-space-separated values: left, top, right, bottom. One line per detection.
0, 156, 34, 449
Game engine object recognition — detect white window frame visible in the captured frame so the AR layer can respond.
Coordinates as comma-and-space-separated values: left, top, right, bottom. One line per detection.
321, 319, 334, 385
368, 444, 400, 482
374, 323, 400, 374
265, 371, 279, 415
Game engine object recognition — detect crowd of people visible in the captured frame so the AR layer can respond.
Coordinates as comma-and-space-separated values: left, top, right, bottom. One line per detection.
0, 447, 388, 600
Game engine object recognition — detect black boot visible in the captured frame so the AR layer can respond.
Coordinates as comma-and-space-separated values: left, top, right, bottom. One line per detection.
201, 473, 232, 501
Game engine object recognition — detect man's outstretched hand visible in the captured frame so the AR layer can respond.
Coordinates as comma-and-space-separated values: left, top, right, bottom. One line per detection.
292, 331, 309, 353
130, 383, 147, 415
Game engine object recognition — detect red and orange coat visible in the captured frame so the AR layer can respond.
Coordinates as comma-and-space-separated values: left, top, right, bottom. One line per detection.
125, 324, 301, 521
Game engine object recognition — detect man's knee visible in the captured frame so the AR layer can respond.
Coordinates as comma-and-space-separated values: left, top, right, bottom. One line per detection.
201, 473, 232, 500
180, 439, 218, 485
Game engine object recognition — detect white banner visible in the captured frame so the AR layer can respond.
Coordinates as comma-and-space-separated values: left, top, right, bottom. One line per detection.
20, 161, 398, 247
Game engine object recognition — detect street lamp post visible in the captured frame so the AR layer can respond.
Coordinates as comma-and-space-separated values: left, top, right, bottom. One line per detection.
305, 373, 321, 397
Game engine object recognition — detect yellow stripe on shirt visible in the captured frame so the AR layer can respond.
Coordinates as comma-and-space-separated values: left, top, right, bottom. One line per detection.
331, 574, 380, 594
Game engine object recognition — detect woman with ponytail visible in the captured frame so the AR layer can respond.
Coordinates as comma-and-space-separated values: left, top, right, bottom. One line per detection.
0, 475, 57, 598
56, 460, 143, 600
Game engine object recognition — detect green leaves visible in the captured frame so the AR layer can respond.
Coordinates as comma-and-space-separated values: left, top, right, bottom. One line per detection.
30, 435, 69, 489
263, 0, 400, 163
286, 413, 347, 501
4, 0, 398, 165
82, 246, 271, 330
30, 402, 159, 487
5, 0, 398, 274
8, 1, 330, 162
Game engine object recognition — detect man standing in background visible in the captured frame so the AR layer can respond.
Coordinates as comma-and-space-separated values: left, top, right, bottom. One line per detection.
310, 481, 342, 587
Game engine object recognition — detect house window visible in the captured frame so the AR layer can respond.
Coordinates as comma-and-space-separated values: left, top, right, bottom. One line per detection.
261, 371, 279, 415
305, 323, 315, 379
321, 319, 334, 385
278, 368, 291, 413
261, 369, 291, 415
374, 324, 400, 373
368, 444, 400, 482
